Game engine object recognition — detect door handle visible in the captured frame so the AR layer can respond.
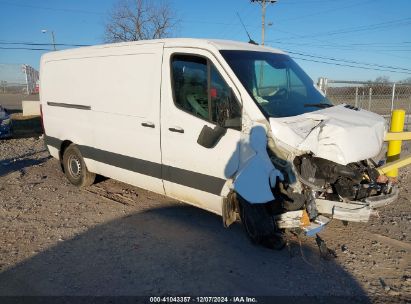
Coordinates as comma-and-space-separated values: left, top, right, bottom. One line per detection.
141, 122, 155, 128
168, 126, 184, 133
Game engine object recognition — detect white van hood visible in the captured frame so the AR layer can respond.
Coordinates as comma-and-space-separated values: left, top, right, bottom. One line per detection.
269, 104, 387, 165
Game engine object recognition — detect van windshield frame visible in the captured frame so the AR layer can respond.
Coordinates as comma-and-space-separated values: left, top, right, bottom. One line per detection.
220, 50, 332, 118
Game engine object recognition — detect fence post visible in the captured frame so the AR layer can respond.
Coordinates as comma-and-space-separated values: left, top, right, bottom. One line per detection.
0, 81, 6, 93
361, 90, 365, 109
390, 83, 396, 113
355, 87, 358, 107
317, 77, 323, 91
317, 77, 328, 95
22, 65, 29, 95
368, 87, 372, 111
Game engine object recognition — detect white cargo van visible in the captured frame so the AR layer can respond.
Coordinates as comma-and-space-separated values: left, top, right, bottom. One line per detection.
40, 39, 397, 248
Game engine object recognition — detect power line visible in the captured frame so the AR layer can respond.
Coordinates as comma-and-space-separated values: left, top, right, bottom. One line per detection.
291, 56, 411, 75
279, 0, 341, 5
283, 49, 411, 72
0, 42, 91, 47
343, 41, 411, 46
266, 27, 355, 52
268, 39, 411, 48
0, 46, 52, 51
284, 17, 411, 40
266, 39, 411, 73
1, 41, 410, 75
0, 1, 104, 15
276, 0, 374, 22
268, 40, 411, 52
266, 27, 411, 61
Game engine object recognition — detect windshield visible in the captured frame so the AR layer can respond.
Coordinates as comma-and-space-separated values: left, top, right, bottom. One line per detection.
220, 50, 332, 118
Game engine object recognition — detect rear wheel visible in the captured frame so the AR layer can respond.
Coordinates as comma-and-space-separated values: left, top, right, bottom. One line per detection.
238, 195, 285, 250
62, 144, 95, 187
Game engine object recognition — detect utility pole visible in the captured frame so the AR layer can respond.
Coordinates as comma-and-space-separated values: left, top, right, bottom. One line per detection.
51, 31, 56, 51
42, 29, 57, 51
251, 0, 277, 45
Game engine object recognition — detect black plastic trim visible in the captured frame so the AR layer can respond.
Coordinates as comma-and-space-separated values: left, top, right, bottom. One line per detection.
47, 102, 91, 110
44, 135, 225, 195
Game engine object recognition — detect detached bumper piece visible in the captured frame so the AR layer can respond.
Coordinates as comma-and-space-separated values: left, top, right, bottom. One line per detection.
316, 186, 398, 222
275, 187, 399, 236
275, 211, 331, 236
303, 215, 330, 237
316, 199, 373, 223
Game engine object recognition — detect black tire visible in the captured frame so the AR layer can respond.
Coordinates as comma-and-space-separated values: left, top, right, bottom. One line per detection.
62, 144, 95, 187
238, 195, 285, 250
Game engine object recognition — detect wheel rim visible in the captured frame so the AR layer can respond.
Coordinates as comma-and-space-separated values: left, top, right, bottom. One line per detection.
68, 154, 82, 179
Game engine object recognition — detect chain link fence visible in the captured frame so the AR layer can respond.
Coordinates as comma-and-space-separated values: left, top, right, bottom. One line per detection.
0, 64, 39, 94
318, 78, 411, 129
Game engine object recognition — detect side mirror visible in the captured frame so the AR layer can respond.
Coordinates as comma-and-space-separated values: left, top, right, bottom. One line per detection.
197, 125, 227, 149
217, 88, 242, 130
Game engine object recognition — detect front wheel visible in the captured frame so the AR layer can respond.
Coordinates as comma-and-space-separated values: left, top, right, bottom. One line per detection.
62, 144, 95, 187
238, 195, 285, 250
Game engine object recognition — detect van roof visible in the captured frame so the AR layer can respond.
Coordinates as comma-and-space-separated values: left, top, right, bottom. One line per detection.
41, 38, 285, 60
164, 38, 285, 53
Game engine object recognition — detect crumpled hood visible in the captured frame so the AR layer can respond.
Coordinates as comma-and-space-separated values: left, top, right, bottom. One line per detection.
269, 104, 387, 165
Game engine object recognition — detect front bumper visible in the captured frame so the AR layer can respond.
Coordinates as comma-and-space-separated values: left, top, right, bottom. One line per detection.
275, 186, 399, 236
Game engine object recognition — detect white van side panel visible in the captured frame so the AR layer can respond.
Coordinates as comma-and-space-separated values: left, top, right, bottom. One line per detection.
43, 52, 159, 118
41, 43, 165, 195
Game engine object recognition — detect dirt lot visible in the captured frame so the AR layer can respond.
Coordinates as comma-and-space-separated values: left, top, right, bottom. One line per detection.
0, 137, 410, 302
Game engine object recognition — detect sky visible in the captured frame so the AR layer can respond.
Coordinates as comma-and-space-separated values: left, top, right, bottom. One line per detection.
0, 0, 410, 83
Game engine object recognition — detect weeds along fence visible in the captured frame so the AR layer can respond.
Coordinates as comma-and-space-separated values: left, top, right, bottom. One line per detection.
318, 78, 411, 129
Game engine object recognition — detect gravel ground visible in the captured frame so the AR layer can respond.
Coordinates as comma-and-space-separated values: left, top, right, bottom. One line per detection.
0, 137, 410, 302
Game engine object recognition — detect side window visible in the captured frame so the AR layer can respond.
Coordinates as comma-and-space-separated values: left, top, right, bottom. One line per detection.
210, 65, 241, 129
171, 55, 209, 120
171, 54, 241, 130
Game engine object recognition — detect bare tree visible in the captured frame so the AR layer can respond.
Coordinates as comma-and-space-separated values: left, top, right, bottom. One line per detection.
374, 75, 390, 83
104, 0, 179, 42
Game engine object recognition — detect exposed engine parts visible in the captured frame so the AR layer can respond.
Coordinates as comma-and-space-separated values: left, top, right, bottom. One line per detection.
293, 154, 391, 201
243, 152, 397, 249
233, 143, 398, 251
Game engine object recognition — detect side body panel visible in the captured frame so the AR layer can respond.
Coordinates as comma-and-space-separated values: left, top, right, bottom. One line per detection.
40, 43, 165, 194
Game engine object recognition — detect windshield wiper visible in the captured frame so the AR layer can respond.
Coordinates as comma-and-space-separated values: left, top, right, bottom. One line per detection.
304, 103, 333, 108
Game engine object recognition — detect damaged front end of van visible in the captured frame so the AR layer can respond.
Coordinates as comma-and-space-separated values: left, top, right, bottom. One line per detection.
220, 50, 399, 248
226, 104, 398, 248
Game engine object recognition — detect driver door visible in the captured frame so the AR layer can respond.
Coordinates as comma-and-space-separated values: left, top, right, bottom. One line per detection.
160, 48, 242, 215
